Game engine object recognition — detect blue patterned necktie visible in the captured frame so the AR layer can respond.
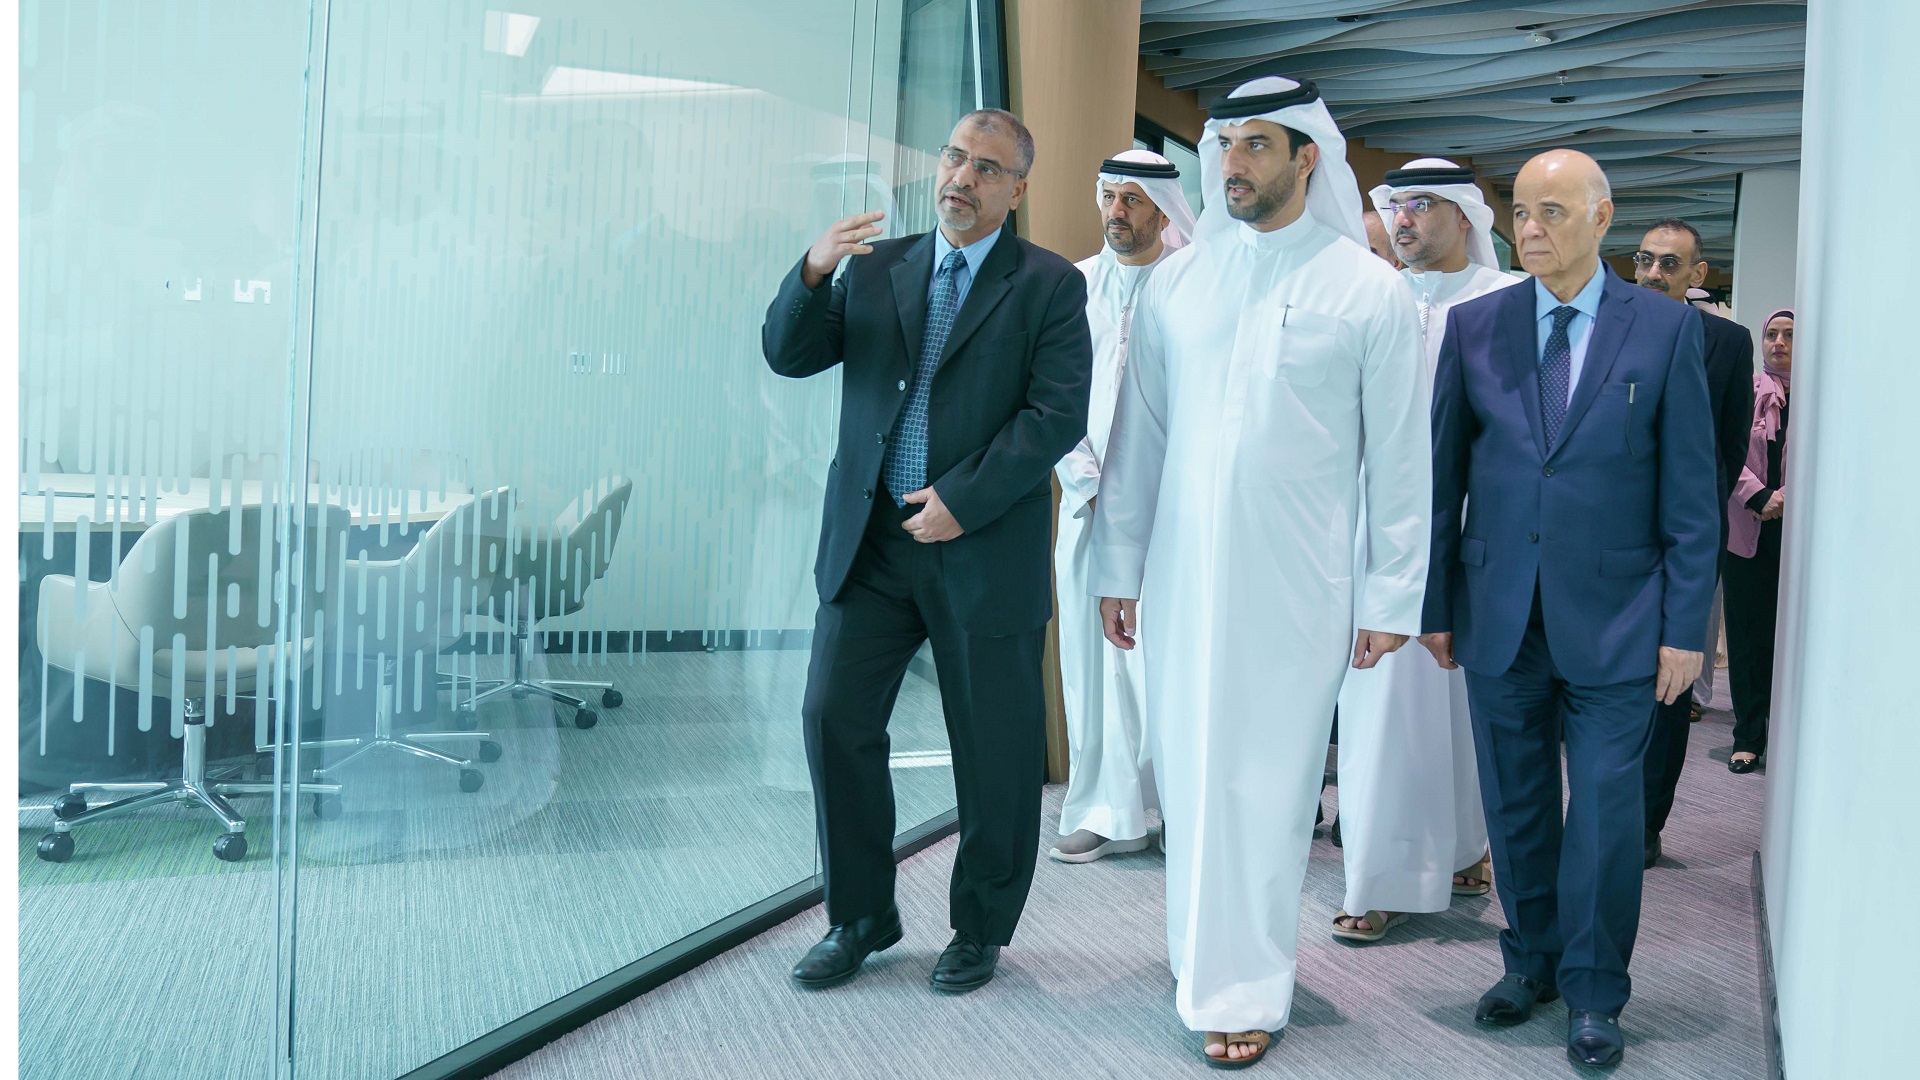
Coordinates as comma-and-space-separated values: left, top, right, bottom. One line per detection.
883, 249, 968, 504
1540, 305, 1578, 449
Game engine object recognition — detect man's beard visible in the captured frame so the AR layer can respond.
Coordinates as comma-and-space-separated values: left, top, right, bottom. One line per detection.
1105, 216, 1159, 255
1225, 168, 1296, 225
1395, 227, 1446, 271
936, 183, 979, 231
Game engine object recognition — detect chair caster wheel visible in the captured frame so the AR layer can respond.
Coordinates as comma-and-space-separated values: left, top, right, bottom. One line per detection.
454, 708, 479, 731
313, 794, 343, 820
572, 709, 598, 730
459, 768, 485, 793
37, 833, 74, 863
53, 793, 88, 821
477, 741, 502, 763
601, 690, 623, 709
213, 833, 248, 862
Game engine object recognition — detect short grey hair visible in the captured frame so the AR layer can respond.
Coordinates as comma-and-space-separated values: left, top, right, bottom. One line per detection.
1587, 169, 1612, 222
959, 108, 1034, 175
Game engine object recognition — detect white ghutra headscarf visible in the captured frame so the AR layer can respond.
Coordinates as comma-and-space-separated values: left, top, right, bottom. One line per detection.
1368, 157, 1500, 270
1093, 148, 1197, 251
1196, 75, 1367, 249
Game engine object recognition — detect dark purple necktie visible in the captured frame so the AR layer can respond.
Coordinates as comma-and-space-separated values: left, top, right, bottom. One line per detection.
1541, 305, 1578, 449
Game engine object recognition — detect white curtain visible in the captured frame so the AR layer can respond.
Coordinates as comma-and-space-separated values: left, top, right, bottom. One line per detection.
1765, 3, 1920, 1075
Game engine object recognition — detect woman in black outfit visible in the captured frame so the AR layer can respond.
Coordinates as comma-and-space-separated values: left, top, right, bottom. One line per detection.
1722, 309, 1793, 773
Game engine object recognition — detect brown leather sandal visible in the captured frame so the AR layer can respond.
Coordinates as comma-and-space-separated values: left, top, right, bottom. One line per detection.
1331, 909, 1409, 943
1453, 852, 1493, 896
1203, 1030, 1273, 1070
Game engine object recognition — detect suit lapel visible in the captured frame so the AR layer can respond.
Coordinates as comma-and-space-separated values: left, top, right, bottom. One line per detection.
1554, 269, 1636, 457
1506, 284, 1548, 461
936, 228, 1021, 370
889, 232, 936, 371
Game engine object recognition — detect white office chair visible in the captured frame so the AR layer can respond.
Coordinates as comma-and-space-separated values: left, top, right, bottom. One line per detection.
301, 487, 515, 791
471, 477, 632, 729
35, 503, 350, 863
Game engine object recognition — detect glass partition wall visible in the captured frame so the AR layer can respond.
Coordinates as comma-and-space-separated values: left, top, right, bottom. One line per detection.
18, 2, 996, 1077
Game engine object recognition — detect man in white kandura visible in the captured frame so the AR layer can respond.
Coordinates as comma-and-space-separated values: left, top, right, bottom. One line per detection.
1330, 159, 1519, 943
1090, 76, 1430, 1068
1050, 149, 1196, 865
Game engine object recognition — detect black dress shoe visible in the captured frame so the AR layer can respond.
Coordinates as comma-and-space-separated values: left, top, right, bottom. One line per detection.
1567, 1010, 1625, 1069
930, 931, 1000, 993
1474, 973, 1559, 1027
1728, 752, 1762, 774
1643, 831, 1662, 870
790, 906, 902, 988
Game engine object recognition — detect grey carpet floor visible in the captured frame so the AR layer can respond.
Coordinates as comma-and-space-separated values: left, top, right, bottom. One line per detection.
18, 649, 955, 1080
494, 673, 1769, 1080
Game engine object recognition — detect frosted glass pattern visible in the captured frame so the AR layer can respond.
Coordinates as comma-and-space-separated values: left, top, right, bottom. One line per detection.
19, 1, 984, 1078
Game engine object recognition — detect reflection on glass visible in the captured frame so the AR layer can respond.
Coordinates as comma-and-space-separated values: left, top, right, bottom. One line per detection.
284, 2, 972, 1077
18, 2, 981, 1077
16, 2, 314, 1078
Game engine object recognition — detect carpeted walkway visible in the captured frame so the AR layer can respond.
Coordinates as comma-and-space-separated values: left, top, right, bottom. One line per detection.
495, 677, 1769, 1080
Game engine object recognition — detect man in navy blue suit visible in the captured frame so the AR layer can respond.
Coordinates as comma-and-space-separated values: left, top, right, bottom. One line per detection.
1419, 149, 1718, 1070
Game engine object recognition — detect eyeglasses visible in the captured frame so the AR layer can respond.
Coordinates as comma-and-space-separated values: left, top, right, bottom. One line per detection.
1630, 251, 1699, 272
1382, 196, 1452, 217
937, 145, 1025, 182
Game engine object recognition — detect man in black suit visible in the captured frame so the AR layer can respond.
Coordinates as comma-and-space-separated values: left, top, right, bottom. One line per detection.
1630, 218, 1755, 869
762, 109, 1092, 993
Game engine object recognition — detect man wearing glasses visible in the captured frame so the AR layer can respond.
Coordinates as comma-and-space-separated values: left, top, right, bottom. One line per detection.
1630, 219, 1754, 869
763, 110, 1092, 994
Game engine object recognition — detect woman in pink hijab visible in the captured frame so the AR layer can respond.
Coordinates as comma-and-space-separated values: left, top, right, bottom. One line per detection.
1722, 309, 1794, 773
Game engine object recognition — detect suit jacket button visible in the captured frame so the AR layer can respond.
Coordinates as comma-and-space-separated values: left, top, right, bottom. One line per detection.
1542, 466, 1555, 477
862, 488, 872, 500
897, 380, 907, 391
1529, 532, 1540, 543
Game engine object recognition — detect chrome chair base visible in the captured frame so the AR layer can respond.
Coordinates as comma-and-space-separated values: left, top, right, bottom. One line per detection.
305, 658, 497, 792
37, 703, 341, 864
470, 626, 621, 730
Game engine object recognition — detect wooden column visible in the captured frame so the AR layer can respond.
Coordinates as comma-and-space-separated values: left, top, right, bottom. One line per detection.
1004, 0, 1142, 783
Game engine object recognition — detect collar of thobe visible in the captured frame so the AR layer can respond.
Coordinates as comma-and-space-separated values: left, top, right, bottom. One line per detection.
1406, 265, 1488, 302
1196, 76, 1369, 251
1090, 249, 1159, 343
1233, 206, 1322, 254
1368, 157, 1500, 270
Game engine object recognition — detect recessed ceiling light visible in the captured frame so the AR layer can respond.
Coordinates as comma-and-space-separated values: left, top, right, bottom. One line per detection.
1526, 31, 1555, 45
1336, 14, 1366, 22
1552, 96, 1575, 103
1515, 23, 1543, 31
1701, 73, 1727, 79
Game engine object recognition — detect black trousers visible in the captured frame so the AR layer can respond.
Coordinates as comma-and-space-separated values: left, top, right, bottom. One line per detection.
1464, 588, 1658, 1017
1723, 520, 1782, 754
801, 494, 1047, 946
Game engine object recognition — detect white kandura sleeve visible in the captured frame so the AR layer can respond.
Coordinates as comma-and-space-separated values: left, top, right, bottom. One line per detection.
1054, 435, 1102, 520
1354, 274, 1433, 635
1086, 281, 1170, 601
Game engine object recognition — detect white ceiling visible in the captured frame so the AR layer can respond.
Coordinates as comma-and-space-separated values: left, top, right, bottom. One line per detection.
1140, 1, 1807, 262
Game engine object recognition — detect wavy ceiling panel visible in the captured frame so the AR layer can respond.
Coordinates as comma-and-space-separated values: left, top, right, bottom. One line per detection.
1141, 0, 1807, 260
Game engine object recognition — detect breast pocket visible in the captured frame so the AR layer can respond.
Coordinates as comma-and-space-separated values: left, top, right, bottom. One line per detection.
1600, 381, 1656, 459
1263, 309, 1344, 387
